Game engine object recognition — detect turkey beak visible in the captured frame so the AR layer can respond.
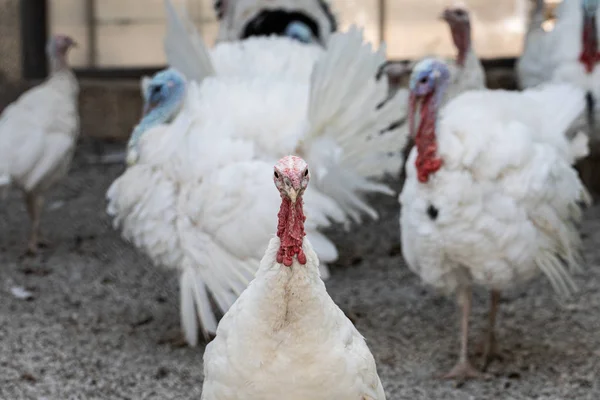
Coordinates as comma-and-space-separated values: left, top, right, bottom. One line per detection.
439, 9, 450, 21
283, 178, 299, 203
286, 187, 298, 204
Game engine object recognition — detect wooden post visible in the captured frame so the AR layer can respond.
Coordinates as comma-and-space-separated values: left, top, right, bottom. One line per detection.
20, 0, 48, 79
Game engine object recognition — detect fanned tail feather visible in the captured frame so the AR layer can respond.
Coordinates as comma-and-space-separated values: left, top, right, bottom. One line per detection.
300, 26, 408, 221
164, 0, 215, 83
532, 168, 591, 298
180, 267, 218, 345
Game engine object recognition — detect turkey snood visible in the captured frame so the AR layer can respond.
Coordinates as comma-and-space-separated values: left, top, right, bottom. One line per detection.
274, 156, 309, 267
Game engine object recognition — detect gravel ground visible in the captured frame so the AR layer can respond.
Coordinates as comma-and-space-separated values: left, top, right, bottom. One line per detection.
1, 143, 599, 400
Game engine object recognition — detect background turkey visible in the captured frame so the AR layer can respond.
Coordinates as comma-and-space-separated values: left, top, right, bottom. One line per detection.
516, 0, 557, 90
0, 35, 79, 255
107, 2, 407, 347
548, 0, 600, 194
400, 58, 589, 381
214, 0, 338, 46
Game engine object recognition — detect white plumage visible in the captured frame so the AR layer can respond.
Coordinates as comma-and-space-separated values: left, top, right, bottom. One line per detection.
201, 155, 386, 400
0, 35, 79, 254
549, 0, 600, 150
400, 59, 590, 379
516, 0, 556, 89
438, 5, 486, 105
164, 0, 322, 84
107, 1, 407, 346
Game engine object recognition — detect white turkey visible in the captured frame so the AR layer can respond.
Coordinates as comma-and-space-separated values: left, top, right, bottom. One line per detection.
377, 5, 485, 102
516, 0, 555, 89
201, 155, 386, 400
438, 5, 485, 104
164, 0, 322, 85
107, 7, 407, 346
214, 0, 337, 46
551, 0, 600, 147
0, 35, 79, 254
399, 58, 590, 380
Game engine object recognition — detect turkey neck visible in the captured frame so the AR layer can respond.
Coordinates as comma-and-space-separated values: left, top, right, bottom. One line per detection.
250, 238, 327, 335
50, 52, 70, 75
580, 13, 600, 74
450, 21, 471, 68
412, 92, 443, 183
128, 100, 181, 151
276, 196, 307, 267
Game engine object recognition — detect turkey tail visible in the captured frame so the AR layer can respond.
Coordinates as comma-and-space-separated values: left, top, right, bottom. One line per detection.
164, 0, 215, 83
300, 26, 409, 221
180, 266, 218, 345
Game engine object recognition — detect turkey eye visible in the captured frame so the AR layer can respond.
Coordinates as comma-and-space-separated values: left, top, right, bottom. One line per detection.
274, 171, 280, 179
151, 85, 162, 94
419, 77, 428, 84
304, 169, 309, 177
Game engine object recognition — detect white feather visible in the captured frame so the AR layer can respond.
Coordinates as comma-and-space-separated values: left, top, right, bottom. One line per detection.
108, 25, 404, 344
516, 0, 557, 89
400, 84, 590, 298
201, 237, 386, 400
163, 0, 215, 83
0, 70, 79, 194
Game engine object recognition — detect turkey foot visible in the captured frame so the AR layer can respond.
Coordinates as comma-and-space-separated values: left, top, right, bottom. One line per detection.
475, 331, 503, 371
439, 286, 491, 382
440, 359, 485, 381
24, 193, 47, 256
24, 235, 51, 256
23, 242, 40, 257
476, 290, 502, 371
36, 235, 52, 248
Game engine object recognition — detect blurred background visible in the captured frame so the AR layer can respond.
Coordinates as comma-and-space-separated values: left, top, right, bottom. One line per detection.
0, 0, 561, 142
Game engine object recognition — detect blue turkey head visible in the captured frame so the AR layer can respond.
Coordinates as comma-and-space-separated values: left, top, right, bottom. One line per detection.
408, 58, 451, 137
142, 68, 187, 116
583, 0, 600, 16
409, 58, 450, 98
127, 68, 187, 166
284, 21, 317, 44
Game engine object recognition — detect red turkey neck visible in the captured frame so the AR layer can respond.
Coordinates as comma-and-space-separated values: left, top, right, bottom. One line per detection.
580, 15, 600, 74
276, 195, 307, 267
450, 22, 471, 68
414, 93, 443, 183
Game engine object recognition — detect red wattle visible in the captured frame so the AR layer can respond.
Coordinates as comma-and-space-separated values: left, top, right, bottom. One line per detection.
415, 93, 443, 183
276, 196, 307, 266
580, 18, 600, 74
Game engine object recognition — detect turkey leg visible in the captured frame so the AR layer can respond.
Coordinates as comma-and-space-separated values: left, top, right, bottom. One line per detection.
441, 285, 483, 381
24, 192, 48, 254
479, 289, 502, 370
